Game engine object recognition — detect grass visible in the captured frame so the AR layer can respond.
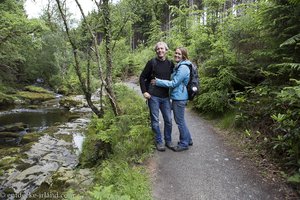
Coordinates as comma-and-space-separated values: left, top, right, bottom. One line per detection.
218, 111, 236, 129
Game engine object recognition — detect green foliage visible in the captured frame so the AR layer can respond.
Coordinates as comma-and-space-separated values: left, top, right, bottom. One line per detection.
0, 0, 48, 83
194, 43, 236, 113
271, 80, 300, 166
146, 8, 164, 45
218, 111, 236, 129
129, 46, 156, 77
78, 84, 153, 199
112, 39, 137, 79
89, 185, 132, 200
234, 85, 275, 130
287, 173, 300, 184
169, 2, 196, 46
94, 161, 151, 200
280, 33, 300, 47
24, 31, 68, 85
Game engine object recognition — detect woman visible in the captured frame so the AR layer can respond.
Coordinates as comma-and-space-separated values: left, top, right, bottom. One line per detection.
151, 47, 193, 152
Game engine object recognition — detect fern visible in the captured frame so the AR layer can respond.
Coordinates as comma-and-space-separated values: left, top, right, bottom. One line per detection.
89, 185, 132, 200
269, 63, 300, 71
280, 33, 300, 47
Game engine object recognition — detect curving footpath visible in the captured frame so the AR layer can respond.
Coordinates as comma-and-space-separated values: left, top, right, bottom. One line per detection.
126, 80, 294, 200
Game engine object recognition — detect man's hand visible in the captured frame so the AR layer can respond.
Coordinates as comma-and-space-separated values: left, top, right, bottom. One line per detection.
143, 92, 151, 99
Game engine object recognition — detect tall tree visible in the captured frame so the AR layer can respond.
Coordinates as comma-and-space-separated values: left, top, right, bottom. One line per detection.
55, 0, 104, 117
55, 0, 121, 117
0, 0, 45, 83
98, 0, 121, 116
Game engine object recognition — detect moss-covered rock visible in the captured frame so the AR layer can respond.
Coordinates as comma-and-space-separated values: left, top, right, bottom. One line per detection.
24, 85, 53, 94
59, 96, 83, 109
16, 91, 55, 104
0, 156, 18, 168
21, 132, 41, 144
0, 91, 14, 107
0, 132, 20, 138
1, 122, 28, 132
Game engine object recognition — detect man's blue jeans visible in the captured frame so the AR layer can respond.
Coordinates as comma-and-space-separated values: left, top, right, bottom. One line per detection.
172, 100, 191, 147
148, 96, 172, 144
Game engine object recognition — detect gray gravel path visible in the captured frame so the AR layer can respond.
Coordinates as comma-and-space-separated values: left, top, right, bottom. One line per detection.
151, 109, 287, 200
125, 80, 289, 200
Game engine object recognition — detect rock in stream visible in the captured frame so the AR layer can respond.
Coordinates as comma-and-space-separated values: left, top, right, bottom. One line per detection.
0, 96, 94, 200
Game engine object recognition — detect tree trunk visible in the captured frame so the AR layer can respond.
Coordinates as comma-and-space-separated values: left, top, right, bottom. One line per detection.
55, 0, 104, 118
102, 0, 121, 116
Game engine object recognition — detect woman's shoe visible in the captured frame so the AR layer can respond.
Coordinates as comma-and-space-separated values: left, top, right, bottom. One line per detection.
171, 145, 188, 152
177, 140, 193, 146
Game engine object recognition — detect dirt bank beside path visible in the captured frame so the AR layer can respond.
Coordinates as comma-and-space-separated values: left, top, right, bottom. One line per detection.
125, 79, 295, 200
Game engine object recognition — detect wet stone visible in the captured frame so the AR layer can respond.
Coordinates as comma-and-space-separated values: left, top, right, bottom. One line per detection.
0, 94, 93, 199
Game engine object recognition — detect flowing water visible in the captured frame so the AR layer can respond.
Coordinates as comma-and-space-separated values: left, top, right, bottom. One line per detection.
0, 108, 72, 131
0, 95, 93, 199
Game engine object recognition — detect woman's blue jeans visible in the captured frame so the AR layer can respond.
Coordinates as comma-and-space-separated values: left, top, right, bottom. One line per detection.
148, 96, 172, 144
172, 100, 191, 147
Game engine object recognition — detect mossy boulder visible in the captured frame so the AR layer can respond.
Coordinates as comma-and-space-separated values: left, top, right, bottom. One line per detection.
15, 85, 56, 104
59, 96, 83, 109
0, 156, 18, 167
0, 91, 14, 107
1, 122, 28, 132
23, 85, 53, 94
16, 91, 55, 104
21, 132, 40, 144
0, 132, 20, 138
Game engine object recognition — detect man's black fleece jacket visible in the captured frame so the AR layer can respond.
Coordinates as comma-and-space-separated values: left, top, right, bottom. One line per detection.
139, 58, 174, 98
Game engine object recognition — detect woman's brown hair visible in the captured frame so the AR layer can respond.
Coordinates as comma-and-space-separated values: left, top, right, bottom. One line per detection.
176, 47, 189, 60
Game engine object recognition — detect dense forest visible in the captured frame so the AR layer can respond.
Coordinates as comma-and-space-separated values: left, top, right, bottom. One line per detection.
0, 0, 299, 195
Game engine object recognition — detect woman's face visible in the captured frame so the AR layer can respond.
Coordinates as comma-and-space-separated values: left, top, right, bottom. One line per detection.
174, 49, 183, 63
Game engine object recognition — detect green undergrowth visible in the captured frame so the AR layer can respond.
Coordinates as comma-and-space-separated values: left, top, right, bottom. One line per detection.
68, 83, 153, 200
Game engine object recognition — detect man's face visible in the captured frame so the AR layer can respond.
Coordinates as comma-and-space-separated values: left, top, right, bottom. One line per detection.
155, 44, 167, 59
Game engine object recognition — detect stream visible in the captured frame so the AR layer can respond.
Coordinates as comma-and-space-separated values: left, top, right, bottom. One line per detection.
0, 94, 94, 199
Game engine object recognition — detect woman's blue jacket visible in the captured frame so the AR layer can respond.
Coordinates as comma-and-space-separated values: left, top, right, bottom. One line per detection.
155, 60, 191, 100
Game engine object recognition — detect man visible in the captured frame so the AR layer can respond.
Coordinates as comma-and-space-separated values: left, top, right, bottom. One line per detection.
139, 42, 174, 151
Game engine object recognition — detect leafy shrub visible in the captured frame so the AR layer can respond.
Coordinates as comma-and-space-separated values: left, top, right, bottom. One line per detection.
78, 84, 153, 199
194, 67, 234, 114
271, 81, 300, 177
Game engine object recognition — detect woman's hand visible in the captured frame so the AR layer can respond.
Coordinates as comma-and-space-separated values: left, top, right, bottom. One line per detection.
143, 92, 151, 99
150, 79, 156, 85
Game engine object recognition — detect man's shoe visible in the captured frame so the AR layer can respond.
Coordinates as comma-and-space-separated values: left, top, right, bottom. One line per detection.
165, 142, 175, 149
171, 145, 188, 152
156, 143, 166, 151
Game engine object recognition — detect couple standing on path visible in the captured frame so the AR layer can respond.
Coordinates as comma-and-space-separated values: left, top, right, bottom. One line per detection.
139, 42, 193, 152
